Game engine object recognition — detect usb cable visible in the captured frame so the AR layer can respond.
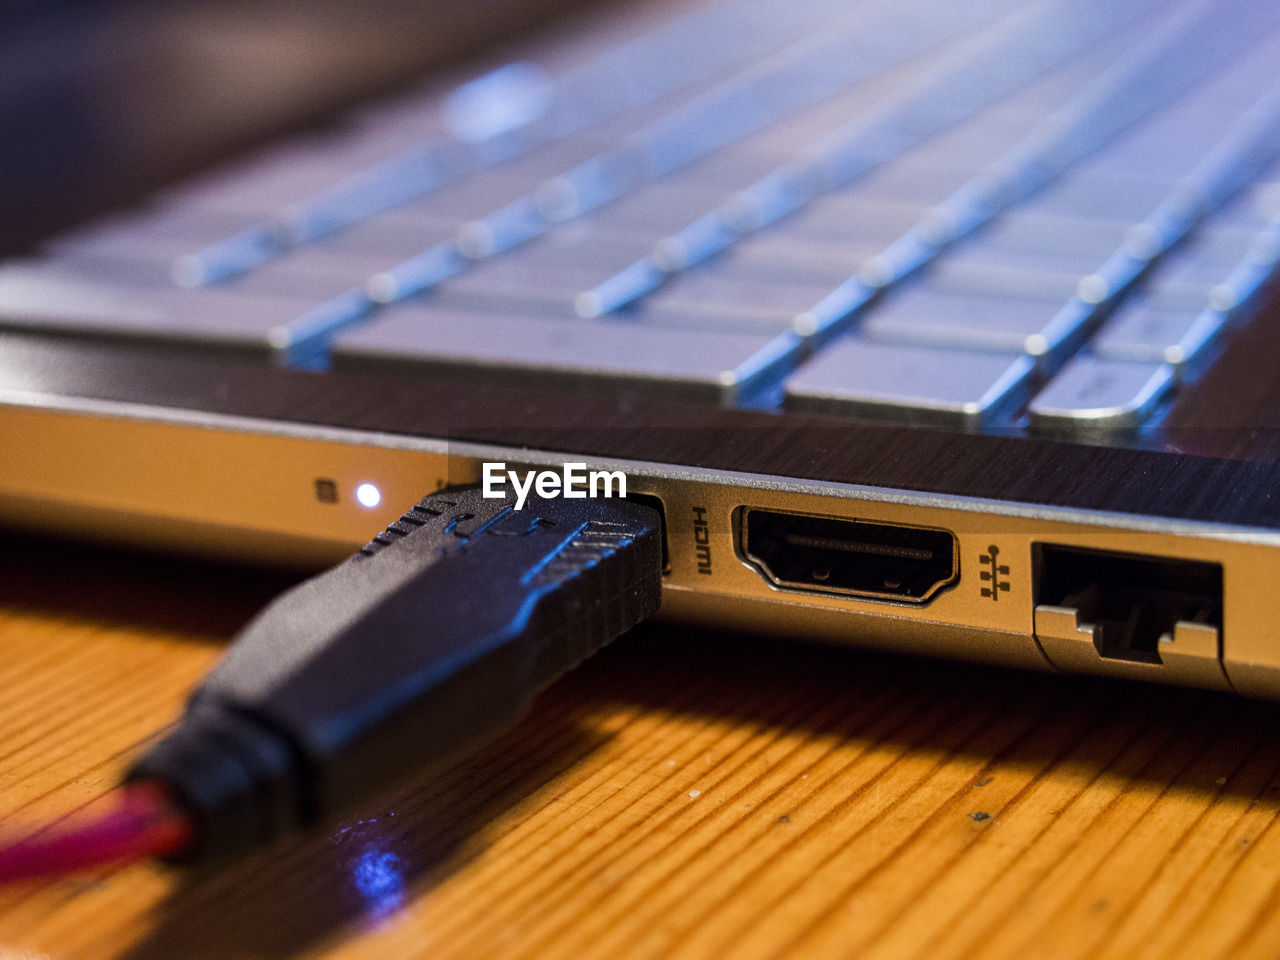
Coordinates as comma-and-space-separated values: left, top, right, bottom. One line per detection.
0, 486, 663, 877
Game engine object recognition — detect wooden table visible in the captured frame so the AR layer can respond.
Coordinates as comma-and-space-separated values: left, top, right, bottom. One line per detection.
3, 534, 1280, 960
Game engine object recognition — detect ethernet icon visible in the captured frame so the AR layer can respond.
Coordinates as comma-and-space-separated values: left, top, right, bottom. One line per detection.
979, 545, 1010, 602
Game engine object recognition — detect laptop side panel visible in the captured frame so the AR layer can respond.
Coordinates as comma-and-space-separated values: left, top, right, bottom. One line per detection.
3, 336, 1280, 699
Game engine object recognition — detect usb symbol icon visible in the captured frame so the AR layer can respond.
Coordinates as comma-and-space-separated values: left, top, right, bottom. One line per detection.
979, 545, 1010, 601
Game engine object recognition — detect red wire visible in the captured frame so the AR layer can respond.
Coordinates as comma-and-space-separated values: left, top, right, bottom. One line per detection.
0, 782, 194, 884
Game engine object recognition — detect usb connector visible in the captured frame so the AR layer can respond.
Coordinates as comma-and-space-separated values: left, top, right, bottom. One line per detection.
126, 486, 663, 862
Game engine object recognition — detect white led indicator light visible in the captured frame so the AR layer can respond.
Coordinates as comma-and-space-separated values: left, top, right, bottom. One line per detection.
355, 483, 382, 509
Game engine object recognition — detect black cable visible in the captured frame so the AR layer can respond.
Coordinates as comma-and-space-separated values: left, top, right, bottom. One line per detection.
119, 485, 663, 863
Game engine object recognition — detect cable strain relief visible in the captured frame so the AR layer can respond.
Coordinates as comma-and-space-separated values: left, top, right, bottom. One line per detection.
125, 704, 304, 862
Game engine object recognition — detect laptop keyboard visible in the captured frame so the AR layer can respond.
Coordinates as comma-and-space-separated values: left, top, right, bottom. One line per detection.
5, 0, 1280, 441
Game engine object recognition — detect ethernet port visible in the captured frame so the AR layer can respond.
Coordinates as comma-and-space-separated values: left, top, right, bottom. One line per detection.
1033, 545, 1223, 682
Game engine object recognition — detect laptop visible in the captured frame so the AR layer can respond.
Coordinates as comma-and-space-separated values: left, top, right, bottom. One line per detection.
3, 0, 1280, 698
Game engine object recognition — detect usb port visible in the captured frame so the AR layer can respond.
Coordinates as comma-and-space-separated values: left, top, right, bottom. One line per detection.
740, 509, 957, 603
625, 492, 669, 574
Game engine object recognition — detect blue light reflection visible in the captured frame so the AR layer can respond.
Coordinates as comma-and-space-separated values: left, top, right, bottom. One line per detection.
353, 848, 406, 918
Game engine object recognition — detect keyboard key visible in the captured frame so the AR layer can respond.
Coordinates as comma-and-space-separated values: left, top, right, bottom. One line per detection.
438, 233, 661, 312
783, 339, 1035, 427
1220, 179, 1280, 228
768, 195, 928, 246
581, 179, 746, 235
0, 263, 164, 330
978, 211, 1132, 258
1015, 172, 1177, 222
1138, 218, 1280, 321
1028, 355, 1174, 434
331, 304, 796, 401
1190, 221, 1275, 264
366, 133, 619, 224
635, 269, 841, 334
723, 234, 886, 284
318, 212, 461, 260
1092, 299, 1225, 380
695, 191, 921, 260
38, 233, 179, 287
1142, 253, 1233, 309
159, 137, 374, 214
0, 263, 310, 351
921, 245, 1101, 302
46, 207, 256, 260
577, 196, 923, 313
280, 142, 461, 245
221, 248, 397, 301
861, 287, 1059, 353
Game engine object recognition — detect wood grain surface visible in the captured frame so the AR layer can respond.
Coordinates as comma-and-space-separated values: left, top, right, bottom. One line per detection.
4, 535, 1280, 960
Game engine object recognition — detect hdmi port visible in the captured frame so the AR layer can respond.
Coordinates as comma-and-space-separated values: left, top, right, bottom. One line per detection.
741, 509, 957, 603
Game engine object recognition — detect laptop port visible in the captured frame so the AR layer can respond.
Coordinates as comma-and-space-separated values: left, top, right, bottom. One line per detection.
1033, 544, 1222, 671
740, 509, 957, 602
625, 492, 669, 573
